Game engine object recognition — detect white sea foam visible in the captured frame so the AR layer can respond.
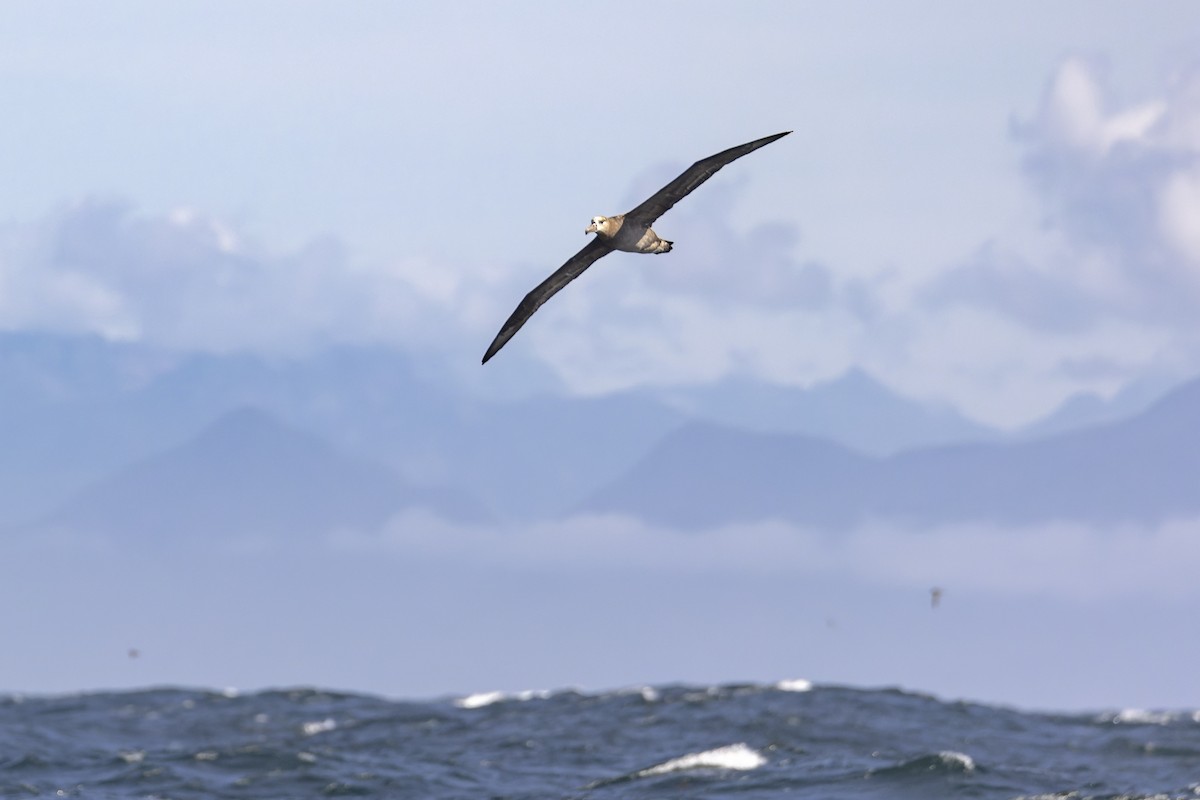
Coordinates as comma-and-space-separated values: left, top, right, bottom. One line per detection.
1105, 708, 1175, 725
937, 750, 976, 772
682, 686, 725, 703
613, 685, 661, 702
455, 689, 551, 709
455, 691, 507, 709
301, 718, 337, 736
637, 743, 767, 777
118, 750, 144, 764
775, 678, 813, 693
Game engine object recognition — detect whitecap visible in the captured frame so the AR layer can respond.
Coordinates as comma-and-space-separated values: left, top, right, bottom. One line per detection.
775, 678, 813, 693
613, 685, 661, 702
937, 750, 976, 772
637, 743, 767, 777
455, 691, 507, 709
118, 750, 144, 764
1106, 708, 1175, 725
682, 686, 724, 703
300, 718, 337, 736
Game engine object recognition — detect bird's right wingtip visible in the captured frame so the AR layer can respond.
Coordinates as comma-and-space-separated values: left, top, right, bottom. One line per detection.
481, 337, 503, 365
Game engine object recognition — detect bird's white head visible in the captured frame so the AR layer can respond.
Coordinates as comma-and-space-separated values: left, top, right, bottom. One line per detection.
585, 215, 608, 236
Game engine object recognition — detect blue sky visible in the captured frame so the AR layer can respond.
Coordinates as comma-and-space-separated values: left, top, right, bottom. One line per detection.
3, 2, 1200, 426
3, 3, 1200, 708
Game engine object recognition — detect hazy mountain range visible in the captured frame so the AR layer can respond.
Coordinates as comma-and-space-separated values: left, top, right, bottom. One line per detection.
32, 406, 488, 546
583, 376, 1200, 528
1, 331, 1194, 541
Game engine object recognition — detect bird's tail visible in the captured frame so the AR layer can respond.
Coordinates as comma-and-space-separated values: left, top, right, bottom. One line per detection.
658, 240, 673, 253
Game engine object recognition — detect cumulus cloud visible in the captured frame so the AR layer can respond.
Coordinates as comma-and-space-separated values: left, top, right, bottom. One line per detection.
0, 198, 520, 359
5, 57, 1200, 428
615, 167, 836, 309
505, 168, 884, 395
517, 59, 1200, 423
333, 508, 1200, 602
1013, 57, 1200, 309
922, 243, 1100, 334
870, 56, 1200, 421
1160, 166, 1200, 263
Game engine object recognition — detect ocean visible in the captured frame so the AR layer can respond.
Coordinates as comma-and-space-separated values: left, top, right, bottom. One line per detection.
2, 681, 1197, 799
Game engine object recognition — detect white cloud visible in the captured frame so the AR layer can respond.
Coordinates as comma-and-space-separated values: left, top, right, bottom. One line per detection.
0, 198, 513, 359
510, 58, 1200, 424
1159, 166, 1200, 265
1016, 57, 1200, 293
1038, 58, 1167, 154
334, 508, 1200, 603
5, 57, 1200, 429
873, 306, 1169, 424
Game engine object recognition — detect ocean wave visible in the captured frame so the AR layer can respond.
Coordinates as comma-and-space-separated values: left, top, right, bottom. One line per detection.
868, 750, 977, 776
1013, 794, 1196, 800
300, 717, 337, 736
453, 689, 553, 709
935, 750, 976, 772
635, 743, 767, 777
452, 679, 819, 708
613, 685, 661, 703
455, 691, 506, 709
1100, 709, 1179, 725
4, 682, 1198, 798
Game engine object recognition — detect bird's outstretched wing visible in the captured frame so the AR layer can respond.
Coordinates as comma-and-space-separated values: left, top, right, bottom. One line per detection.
481, 237, 614, 363
624, 131, 791, 227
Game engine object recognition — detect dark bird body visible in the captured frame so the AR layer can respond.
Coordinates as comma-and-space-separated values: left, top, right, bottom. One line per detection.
481, 131, 791, 364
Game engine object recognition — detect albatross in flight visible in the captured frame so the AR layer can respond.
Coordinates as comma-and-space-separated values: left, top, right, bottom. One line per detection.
481, 131, 791, 364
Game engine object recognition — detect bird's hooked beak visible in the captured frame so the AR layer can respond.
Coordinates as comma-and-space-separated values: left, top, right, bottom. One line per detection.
584, 223, 595, 236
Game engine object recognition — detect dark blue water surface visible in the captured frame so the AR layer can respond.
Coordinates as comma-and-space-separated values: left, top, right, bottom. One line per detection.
2, 681, 1197, 799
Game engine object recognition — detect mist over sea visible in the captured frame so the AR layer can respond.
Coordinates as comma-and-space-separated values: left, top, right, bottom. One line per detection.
3, 681, 1198, 799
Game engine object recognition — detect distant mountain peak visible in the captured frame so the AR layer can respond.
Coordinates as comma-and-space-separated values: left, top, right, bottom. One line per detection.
582, 374, 1200, 529
652, 367, 996, 455
32, 405, 488, 544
